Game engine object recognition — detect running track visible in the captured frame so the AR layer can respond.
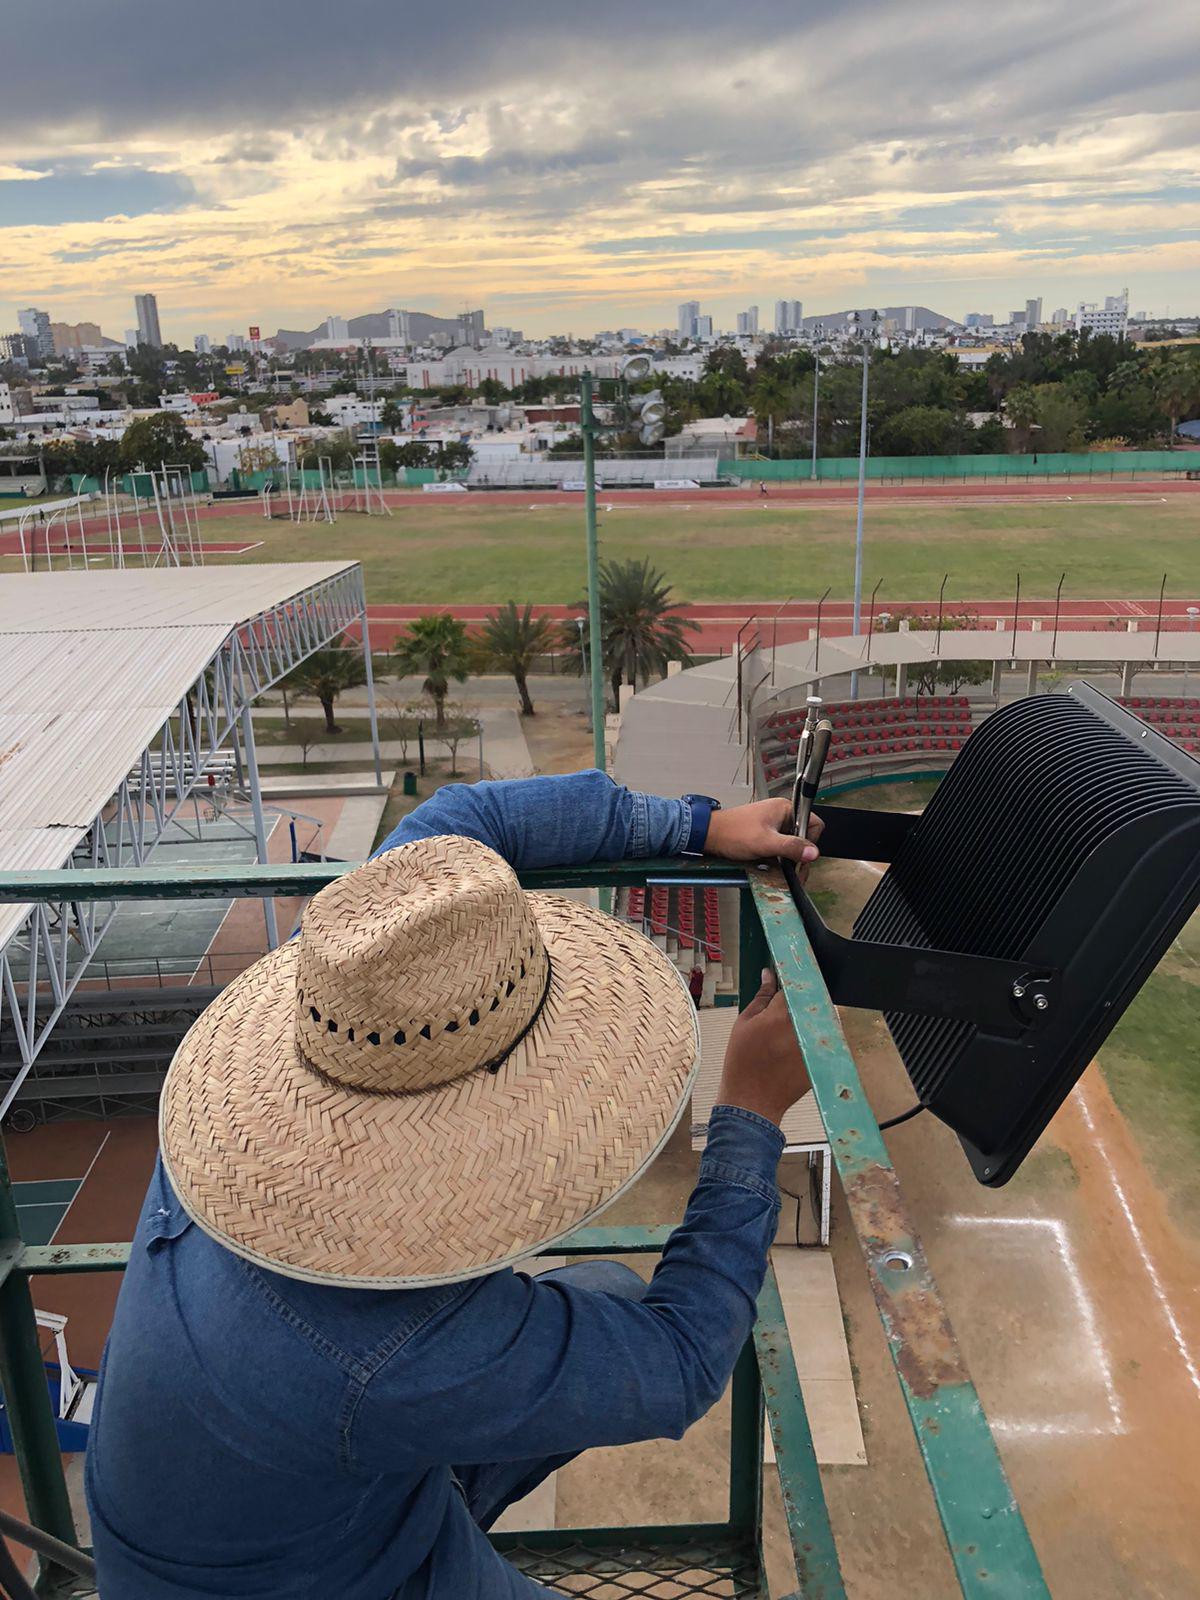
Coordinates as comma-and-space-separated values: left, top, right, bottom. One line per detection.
5, 477, 1197, 652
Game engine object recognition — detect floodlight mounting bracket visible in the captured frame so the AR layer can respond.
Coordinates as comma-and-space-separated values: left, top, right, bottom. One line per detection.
779, 830, 1060, 1037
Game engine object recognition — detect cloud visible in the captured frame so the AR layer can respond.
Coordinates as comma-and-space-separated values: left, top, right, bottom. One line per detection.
0, 0, 1196, 337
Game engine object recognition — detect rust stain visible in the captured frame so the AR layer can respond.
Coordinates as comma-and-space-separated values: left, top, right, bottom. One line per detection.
846, 1164, 969, 1401
0, 740, 26, 771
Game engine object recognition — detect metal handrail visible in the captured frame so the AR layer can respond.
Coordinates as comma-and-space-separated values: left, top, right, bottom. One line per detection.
0, 859, 1049, 1598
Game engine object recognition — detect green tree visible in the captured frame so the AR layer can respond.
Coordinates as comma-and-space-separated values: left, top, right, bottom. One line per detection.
479, 602, 557, 716
569, 558, 699, 710
878, 610, 989, 693
380, 399, 406, 430
438, 440, 473, 473
1154, 353, 1200, 443
392, 614, 471, 729
283, 636, 368, 734
874, 404, 961, 456
118, 412, 207, 472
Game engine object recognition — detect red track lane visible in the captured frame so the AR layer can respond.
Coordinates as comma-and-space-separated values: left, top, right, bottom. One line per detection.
359, 595, 1200, 652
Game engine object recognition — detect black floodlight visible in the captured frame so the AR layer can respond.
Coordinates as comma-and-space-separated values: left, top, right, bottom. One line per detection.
785, 684, 1200, 1184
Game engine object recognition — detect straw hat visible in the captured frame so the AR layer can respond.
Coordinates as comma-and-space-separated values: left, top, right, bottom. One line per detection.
160, 836, 699, 1287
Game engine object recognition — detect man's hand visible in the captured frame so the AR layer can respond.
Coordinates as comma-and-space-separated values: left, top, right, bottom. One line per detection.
705, 798, 823, 871
717, 970, 810, 1127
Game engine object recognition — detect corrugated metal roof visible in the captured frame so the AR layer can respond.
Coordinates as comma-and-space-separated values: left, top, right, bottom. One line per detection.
692, 1007, 826, 1148
0, 563, 361, 956
0, 563, 355, 634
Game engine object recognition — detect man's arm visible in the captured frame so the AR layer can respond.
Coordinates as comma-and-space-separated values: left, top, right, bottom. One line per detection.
373, 769, 821, 873
349, 1106, 784, 1467
348, 972, 810, 1470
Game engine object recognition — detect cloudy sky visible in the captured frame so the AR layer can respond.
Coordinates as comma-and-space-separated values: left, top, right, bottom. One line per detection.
2, 0, 1198, 343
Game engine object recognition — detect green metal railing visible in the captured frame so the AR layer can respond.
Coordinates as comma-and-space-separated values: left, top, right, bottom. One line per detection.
0, 859, 1049, 1597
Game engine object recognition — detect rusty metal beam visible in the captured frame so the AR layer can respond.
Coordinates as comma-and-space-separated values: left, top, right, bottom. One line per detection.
749, 868, 1050, 1600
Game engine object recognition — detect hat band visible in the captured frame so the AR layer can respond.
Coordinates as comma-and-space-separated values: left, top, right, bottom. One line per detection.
296, 957, 554, 1099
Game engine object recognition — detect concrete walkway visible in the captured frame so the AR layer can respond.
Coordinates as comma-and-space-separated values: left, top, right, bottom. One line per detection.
259, 707, 535, 779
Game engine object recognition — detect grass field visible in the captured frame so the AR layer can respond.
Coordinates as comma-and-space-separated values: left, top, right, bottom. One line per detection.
202, 498, 1200, 604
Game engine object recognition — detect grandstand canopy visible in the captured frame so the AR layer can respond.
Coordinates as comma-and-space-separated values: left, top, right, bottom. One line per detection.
0, 563, 357, 954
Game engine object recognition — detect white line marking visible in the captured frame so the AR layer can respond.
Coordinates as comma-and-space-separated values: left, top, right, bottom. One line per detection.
951, 1214, 1124, 1437
1074, 1085, 1200, 1401
48, 1131, 110, 1246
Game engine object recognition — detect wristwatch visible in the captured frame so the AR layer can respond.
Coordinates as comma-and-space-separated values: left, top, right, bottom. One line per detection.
681, 794, 721, 857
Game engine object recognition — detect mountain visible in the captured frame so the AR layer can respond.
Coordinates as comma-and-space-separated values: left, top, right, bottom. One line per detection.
271, 310, 466, 350
798, 306, 960, 332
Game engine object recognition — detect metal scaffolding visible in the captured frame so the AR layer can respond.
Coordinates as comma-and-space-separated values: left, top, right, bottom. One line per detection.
0, 563, 381, 1116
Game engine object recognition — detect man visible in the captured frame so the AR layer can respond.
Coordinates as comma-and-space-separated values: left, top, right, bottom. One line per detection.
87, 770, 819, 1598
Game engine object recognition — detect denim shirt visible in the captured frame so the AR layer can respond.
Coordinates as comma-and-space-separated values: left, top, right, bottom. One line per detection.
86, 771, 785, 1599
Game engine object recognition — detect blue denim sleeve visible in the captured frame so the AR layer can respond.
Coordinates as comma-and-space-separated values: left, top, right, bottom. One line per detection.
349, 1106, 783, 1468
371, 769, 690, 867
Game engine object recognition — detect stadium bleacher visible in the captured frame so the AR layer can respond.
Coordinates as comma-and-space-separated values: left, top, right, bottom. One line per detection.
758, 693, 1200, 790
618, 884, 732, 1003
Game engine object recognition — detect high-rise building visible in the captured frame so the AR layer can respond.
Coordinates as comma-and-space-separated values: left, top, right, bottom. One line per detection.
49, 320, 103, 355
677, 301, 700, 340
0, 333, 35, 364
735, 306, 759, 336
194, 334, 211, 354
1025, 298, 1042, 329
17, 308, 53, 360
694, 315, 713, 340
456, 309, 485, 347
123, 328, 139, 350
227, 334, 248, 352
1009, 311, 1026, 327
1052, 308, 1069, 325
134, 293, 162, 347
964, 312, 984, 328
386, 308, 411, 344
774, 299, 803, 334
323, 315, 349, 342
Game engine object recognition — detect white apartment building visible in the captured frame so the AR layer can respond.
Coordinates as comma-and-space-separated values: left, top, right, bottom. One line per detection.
735, 306, 759, 336
323, 315, 350, 341
195, 335, 211, 353
651, 353, 705, 381
1075, 291, 1128, 337
401, 349, 625, 389
0, 383, 15, 424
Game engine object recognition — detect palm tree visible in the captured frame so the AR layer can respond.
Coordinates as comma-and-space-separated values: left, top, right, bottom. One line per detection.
568, 558, 698, 710
479, 602, 557, 716
1154, 353, 1200, 444
392, 614, 470, 730
283, 636, 367, 734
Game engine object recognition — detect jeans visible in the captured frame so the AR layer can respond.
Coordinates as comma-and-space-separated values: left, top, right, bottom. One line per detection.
452, 1261, 647, 1533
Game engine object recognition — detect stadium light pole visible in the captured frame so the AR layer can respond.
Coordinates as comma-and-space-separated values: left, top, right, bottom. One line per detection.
579, 372, 607, 769
579, 354, 661, 771
849, 310, 879, 699
810, 323, 824, 481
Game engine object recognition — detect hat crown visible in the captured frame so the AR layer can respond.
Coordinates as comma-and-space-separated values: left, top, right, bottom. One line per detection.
295, 838, 549, 1093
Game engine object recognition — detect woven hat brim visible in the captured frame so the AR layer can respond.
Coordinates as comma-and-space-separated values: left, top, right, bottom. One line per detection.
159, 894, 699, 1287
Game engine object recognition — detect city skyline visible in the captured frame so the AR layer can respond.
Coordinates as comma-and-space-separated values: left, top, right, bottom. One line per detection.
1, 1, 1197, 342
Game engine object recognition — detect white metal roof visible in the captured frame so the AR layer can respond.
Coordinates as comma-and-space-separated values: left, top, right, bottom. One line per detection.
0, 563, 354, 633
0, 563, 358, 951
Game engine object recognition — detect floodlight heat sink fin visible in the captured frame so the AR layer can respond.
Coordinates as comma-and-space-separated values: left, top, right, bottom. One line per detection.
788, 684, 1200, 1185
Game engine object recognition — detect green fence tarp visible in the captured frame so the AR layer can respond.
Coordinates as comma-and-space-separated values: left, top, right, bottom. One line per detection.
718, 449, 1192, 481
68, 470, 210, 497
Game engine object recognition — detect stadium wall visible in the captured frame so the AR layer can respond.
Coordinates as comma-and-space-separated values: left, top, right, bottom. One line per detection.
719, 449, 1193, 481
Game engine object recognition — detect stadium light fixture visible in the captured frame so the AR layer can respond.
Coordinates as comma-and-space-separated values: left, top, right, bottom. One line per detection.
785, 683, 1200, 1185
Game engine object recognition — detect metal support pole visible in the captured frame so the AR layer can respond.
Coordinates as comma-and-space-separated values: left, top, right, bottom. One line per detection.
581, 373, 606, 771
850, 328, 870, 699
0, 1144, 78, 1578
729, 881, 769, 1541
238, 704, 279, 949
810, 338, 821, 482
359, 612, 383, 787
